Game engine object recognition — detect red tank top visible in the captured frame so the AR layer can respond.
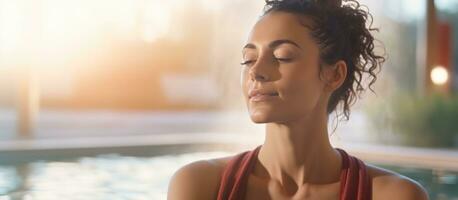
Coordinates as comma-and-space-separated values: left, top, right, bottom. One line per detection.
216, 145, 372, 200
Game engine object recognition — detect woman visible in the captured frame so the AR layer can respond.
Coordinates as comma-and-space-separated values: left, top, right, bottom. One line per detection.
168, 0, 429, 199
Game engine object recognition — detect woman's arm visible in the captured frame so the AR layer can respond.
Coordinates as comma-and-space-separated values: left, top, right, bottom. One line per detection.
167, 160, 223, 200
368, 164, 429, 200
373, 175, 429, 200
385, 178, 429, 200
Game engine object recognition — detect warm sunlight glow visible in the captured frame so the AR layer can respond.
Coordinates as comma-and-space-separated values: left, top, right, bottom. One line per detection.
0, 1, 26, 54
0, 0, 176, 68
431, 66, 449, 86
142, 1, 171, 43
0, 0, 228, 63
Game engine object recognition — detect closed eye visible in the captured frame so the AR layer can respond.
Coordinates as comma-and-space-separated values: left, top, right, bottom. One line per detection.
241, 58, 292, 65
276, 58, 293, 62
240, 60, 256, 66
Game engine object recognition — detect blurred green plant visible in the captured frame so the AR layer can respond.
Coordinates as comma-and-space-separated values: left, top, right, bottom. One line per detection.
365, 93, 458, 148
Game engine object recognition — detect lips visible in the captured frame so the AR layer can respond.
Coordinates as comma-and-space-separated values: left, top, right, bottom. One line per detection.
248, 89, 279, 99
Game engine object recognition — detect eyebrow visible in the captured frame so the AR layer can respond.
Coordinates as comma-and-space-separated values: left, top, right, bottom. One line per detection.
242, 39, 302, 50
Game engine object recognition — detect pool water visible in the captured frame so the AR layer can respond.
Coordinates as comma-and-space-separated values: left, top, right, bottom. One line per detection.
0, 151, 456, 200
0, 151, 232, 200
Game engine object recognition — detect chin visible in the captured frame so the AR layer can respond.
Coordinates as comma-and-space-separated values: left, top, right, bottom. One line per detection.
249, 112, 276, 123
250, 117, 269, 124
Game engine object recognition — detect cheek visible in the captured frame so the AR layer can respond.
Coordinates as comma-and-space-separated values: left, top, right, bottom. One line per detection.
278, 65, 323, 106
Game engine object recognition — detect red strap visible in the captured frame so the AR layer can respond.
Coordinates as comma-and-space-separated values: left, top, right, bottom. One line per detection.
217, 146, 372, 200
337, 148, 372, 200
216, 145, 261, 200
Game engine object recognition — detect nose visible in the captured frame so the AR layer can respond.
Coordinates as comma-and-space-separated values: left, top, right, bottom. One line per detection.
251, 71, 269, 82
249, 58, 271, 82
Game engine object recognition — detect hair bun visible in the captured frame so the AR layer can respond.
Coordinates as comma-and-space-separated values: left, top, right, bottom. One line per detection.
314, 0, 342, 8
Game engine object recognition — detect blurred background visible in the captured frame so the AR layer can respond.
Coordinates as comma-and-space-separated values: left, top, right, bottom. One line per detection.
0, 0, 457, 199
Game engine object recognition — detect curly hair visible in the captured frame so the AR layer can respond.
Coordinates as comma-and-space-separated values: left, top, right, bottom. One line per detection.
263, 0, 386, 122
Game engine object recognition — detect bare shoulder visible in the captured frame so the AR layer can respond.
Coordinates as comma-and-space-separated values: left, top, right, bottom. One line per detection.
367, 164, 429, 200
167, 156, 233, 200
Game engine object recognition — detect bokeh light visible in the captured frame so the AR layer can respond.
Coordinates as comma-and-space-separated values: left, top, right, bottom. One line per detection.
431, 66, 449, 85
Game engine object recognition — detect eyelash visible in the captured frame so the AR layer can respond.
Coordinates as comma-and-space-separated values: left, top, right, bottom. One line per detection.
240, 58, 292, 66
240, 60, 255, 65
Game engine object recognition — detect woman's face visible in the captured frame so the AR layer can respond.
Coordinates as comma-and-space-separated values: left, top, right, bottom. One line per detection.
241, 11, 331, 124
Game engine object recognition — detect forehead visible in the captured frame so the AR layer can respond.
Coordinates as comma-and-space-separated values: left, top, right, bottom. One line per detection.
247, 11, 315, 46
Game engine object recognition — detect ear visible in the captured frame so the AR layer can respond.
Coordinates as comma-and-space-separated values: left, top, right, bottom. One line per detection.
322, 60, 347, 92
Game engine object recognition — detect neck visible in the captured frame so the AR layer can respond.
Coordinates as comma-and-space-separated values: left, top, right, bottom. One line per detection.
256, 108, 342, 192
